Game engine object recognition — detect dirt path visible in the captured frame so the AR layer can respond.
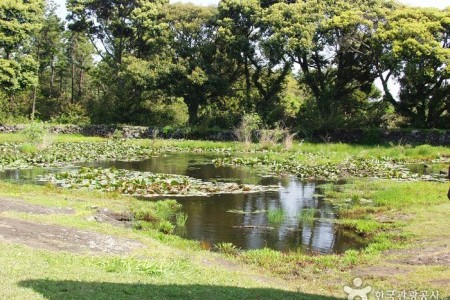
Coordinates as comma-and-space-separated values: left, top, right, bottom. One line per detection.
0, 216, 142, 254
0, 197, 142, 254
0, 197, 74, 215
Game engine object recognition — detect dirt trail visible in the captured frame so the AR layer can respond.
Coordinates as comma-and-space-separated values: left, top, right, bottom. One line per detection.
0, 197, 142, 254
0, 197, 74, 214
0, 216, 142, 254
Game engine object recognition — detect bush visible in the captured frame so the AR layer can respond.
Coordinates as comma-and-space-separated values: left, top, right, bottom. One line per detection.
214, 242, 239, 256
234, 113, 262, 144
131, 199, 181, 234
50, 103, 91, 125
21, 122, 48, 147
158, 220, 175, 234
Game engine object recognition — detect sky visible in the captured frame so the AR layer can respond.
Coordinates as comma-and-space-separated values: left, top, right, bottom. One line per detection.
54, 0, 450, 20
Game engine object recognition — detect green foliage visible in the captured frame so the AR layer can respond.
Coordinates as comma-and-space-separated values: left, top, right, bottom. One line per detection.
111, 129, 123, 141
49, 103, 91, 125
175, 212, 188, 227
267, 208, 285, 225
131, 199, 181, 234
214, 242, 239, 256
0, 0, 43, 95
2, 0, 450, 130
375, 7, 450, 128
234, 113, 262, 144
298, 208, 317, 225
158, 220, 175, 234
21, 122, 48, 145
19, 143, 38, 154
99, 257, 163, 275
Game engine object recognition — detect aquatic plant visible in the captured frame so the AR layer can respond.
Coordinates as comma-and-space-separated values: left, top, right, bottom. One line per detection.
0, 140, 158, 171
267, 208, 285, 225
38, 167, 276, 197
298, 208, 317, 225
214, 242, 239, 256
175, 212, 188, 227
213, 155, 448, 182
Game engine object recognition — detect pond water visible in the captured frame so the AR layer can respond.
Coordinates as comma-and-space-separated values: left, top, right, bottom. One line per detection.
0, 153, 366, 254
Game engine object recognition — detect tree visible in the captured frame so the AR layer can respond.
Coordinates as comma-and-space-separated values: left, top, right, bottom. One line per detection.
67, 0, 169, 124
0, 0, 43, 97
269, 0, 395, 129
161, 3, 243, 125
217, 0, 292, 124
375, 6, 450, 128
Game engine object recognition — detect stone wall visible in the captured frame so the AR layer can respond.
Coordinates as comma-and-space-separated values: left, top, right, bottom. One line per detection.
0, 124, 449, 146
312, 129, 450, 146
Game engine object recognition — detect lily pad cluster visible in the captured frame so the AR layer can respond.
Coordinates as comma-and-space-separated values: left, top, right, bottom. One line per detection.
0, 141, 158, 171
213, 155, 446, 182
38, 167, 277, 197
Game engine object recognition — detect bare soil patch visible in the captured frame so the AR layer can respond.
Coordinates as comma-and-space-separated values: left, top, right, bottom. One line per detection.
0, 216, 142, 254
87, 208, 133, 228
353, 266, 410, 279
388, 244, 450, 266
0, 197, 74, 215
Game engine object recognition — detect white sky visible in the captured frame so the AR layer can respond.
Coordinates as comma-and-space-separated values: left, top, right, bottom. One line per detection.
54, 0, 450, 19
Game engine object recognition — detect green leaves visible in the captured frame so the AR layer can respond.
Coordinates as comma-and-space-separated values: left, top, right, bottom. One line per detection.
38, 166, 276, 197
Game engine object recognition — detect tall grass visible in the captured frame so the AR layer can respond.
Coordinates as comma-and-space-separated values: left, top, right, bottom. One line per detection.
298, 208, 317, 225
267, 208, 285, 225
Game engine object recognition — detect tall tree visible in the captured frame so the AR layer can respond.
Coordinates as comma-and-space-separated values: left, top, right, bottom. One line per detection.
67, 0, 169, 124
375, 6, 450, 128
270, 0, 395, 129
162, 3, 243, 124
0, 0, 43, 99
217, 0, 292, 124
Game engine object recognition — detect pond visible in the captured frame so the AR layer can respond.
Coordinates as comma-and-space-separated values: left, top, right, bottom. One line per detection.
0, 153, 366, 254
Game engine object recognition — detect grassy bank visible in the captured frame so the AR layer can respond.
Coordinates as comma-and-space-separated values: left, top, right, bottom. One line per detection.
0, 133, 449, 298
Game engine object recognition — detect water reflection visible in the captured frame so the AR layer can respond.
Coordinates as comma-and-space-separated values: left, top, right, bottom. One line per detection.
0, 153, 365, 253
173, 177, 363, 254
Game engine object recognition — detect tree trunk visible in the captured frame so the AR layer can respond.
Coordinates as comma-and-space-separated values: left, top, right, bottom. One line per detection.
78, 64, 83, 101
71, 59, 75, 104
185, 97, 199, 125
49, 58, 55, 98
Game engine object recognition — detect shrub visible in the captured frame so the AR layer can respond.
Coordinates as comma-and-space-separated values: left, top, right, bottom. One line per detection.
50, 103, 90, 125
234, 113, 262, 145
21, 122, 49, 148
158, 220, 175, 234
111, 129, 123, 140
214, 242, 239, 256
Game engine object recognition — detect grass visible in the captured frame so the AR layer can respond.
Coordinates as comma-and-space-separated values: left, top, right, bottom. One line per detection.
1, 131, 448, 162
0, 133, 449, 298
267, 208, 285, 225
0, 181, 309, 299
0, 132, 106, 143
231, 179, 449, 294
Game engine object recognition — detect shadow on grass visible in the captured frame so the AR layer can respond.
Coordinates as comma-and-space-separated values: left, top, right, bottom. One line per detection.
18, 279, 343, 300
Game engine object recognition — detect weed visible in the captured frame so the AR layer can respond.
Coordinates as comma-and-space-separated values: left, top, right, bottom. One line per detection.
215, 242, 239, 256
158, 220, 175, 234
298, 208, 317, 225
199, 239, 212, 250
19, 143, 38, 154
234, 113, 262, 146
99, 257, 163, 275
175, 212, 188, 227
21, 122, 49, 148
267, 208, 285, 225
111, 129, 123, 140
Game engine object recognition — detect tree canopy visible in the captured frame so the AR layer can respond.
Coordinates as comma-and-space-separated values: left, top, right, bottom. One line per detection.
0, 0, 448, 130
